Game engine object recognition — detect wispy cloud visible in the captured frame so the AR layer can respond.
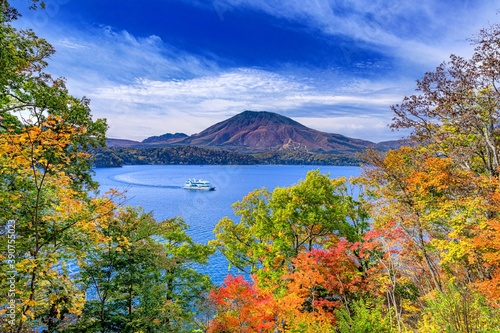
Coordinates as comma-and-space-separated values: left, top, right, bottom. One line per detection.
14, 1, 497, 143
92, 68, 405, 142
44, 24, 220, 94
211, 0, 496, 64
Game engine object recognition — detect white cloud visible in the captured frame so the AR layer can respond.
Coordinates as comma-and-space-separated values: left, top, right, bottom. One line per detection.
211, 0, 496, 64
33, 21, 413, 142
17, 1, 493, 143
91, 68, 405, 142
43, 24, 220, 96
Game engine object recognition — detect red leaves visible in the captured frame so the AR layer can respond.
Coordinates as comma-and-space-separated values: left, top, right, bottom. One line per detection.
209, 234, 389, 332
208, 275, 276, 333
279, 239, 376, 326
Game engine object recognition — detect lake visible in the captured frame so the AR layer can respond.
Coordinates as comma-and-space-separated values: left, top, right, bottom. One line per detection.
93, 164, 362, 284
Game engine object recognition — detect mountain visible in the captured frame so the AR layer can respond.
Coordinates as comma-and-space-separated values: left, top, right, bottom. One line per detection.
106, 138, 142, 148
169, 110, 378, 154
376, 139, 407, 150
108, 111, 401, 154
141, 132, 188, 144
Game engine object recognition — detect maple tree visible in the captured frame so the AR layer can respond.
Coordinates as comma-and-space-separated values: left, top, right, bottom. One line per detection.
361, 147, 497, 328
468, 181, 500, 307
208, 275, 275, 333
358, 23, 500, 331
276, 230, 390, 332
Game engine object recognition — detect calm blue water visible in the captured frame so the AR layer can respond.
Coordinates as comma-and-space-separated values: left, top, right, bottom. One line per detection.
93, 165, 361, 285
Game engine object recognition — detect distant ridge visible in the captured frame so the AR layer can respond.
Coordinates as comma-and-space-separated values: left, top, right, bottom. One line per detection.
105, 138, 142, 148
107, 111, 402, 154
142, 132, 188, 144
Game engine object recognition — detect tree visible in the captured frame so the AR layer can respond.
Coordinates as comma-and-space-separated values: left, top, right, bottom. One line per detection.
390, 25, 500, 178
362, 147, 492, 294
0, 113, 111, 332
470, 186, 500, 307
363, 23, 500, 331
208, 275, 276, 333
213, 170, 369, 289
0, 4, 109, 331
69, 207, 214, 333
417, 282, 500, 333
276, 233, 385, 333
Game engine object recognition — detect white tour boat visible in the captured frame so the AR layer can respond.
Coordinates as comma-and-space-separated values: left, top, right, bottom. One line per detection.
183, 179, 215, 191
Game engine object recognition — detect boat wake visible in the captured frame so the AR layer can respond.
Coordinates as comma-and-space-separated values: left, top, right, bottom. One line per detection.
109, 175, 182, 189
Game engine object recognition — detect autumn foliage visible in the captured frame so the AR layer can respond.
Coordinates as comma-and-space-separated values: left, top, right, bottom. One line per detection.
3, 1, 500, 332
209, 24, 500, 333
208, 275, 276, 333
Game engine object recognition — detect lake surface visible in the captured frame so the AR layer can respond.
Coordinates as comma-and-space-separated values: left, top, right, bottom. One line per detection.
93, 165, 361, 284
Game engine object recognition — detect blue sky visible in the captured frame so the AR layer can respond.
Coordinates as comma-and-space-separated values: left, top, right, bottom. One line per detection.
14, 0, 500, 142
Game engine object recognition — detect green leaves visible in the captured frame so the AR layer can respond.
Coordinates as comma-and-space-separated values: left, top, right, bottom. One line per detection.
336, 297, 395, 333
72, 208, 214, 333
213, 170, 370, 289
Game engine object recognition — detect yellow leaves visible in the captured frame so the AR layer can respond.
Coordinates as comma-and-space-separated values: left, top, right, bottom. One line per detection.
24, 299, 36, 307
1, 122, 65, 172
17, 258, 37, 271
1, 25, 112, 332
21, 311, 33, 322
434, 238, 474, 268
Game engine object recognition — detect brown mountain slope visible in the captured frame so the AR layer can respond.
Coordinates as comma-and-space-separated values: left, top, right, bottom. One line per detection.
175, 110, 378, 154
108, 111, 401, 154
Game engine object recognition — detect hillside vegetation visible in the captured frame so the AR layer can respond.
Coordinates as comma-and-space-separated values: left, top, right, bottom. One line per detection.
93, 146, 363, 167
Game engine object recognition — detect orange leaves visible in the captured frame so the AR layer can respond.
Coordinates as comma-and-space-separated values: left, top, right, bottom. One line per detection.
267, 240, 377, 331
363, 141, 500, 327
209, 275, 276, 333
210, 269, 344, 332
0, 116, 86, 175
471, 218, 500, 306
406, 156, 454, 196
287, 240, 368, 303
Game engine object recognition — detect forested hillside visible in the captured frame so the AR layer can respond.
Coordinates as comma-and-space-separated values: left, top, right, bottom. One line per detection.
93, 146, 362, 167
2, 1, 500, 332
92, 146, 259, 167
